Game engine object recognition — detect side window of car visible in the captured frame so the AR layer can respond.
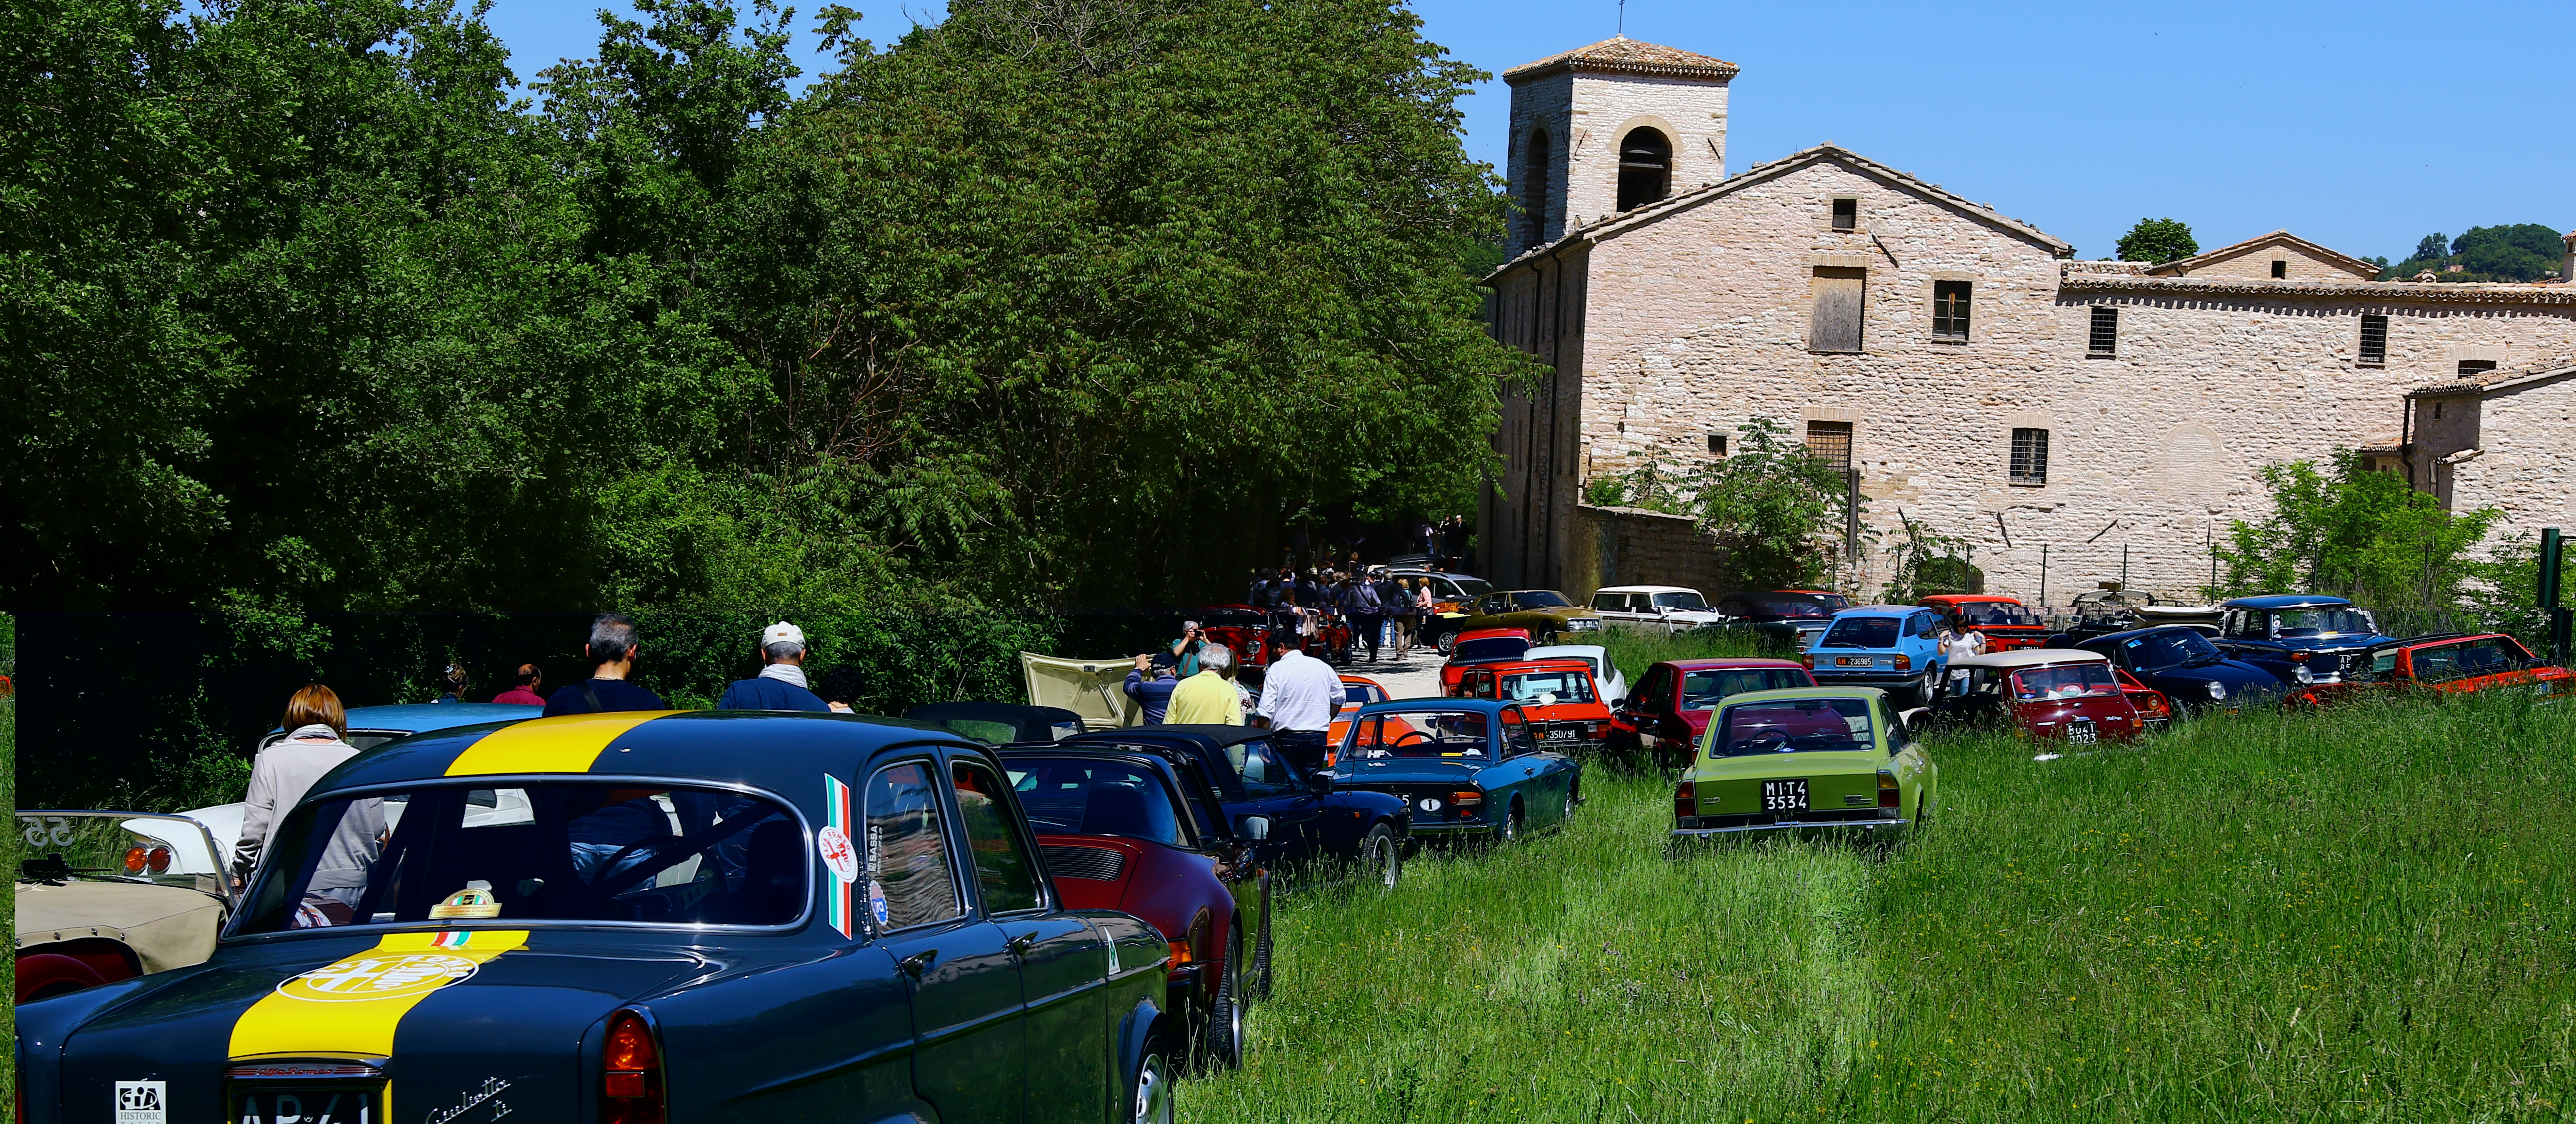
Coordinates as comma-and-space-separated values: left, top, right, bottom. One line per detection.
948, 757, 1043, 915
2413, 643, 2463, 681
865, 760, 964, 931
1592, 593, 1621, 612
1499, 709, 1538, 755
1233, 738, 1302, 797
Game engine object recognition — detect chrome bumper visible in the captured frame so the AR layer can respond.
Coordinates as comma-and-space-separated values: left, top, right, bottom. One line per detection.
1408, 819, 1499, 836
1671, 817, 1908, 838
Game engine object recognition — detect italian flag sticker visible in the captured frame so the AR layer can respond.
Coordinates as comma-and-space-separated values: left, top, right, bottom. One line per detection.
821, 775, 857, 937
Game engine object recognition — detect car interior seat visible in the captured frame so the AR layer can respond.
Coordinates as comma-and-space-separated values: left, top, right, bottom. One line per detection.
1081, 782, 1153, 837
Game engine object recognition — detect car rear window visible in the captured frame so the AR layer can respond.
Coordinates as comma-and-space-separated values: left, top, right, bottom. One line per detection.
1500, 670, 1595, 706
1454, 637, 1531, 663
1712, 698, 1874, 757
1008, 759, 1189, 847
2009, 665, 2119, 699
236, 782, 804, 933
1679, 668, 1809, 709
1819, 617, 1900, 649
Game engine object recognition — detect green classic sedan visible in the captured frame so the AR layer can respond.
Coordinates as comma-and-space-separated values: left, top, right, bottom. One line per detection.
1670, 686, 1937, 839
1435, 589, 1604, 654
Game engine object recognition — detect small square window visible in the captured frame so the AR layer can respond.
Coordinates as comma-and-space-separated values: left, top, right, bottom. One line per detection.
2009, 428, 2049, 486
1932, 281, 1972, 340
2087, 306, 2118, 356
2358, 314, 2388, 365
2270, 260, 2287, 279
1830, 198, 1858, 232
1707, 433, 1727, 455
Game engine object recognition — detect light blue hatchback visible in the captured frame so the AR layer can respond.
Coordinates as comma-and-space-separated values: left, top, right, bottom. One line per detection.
1802, 605, 1948, 706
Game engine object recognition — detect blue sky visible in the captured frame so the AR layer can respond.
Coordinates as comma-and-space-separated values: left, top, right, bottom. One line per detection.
481, 0, 2572, 263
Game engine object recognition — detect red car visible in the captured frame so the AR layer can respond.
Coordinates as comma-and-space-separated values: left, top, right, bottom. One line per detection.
1446, 659, 1617, 754
1439, 627, 1535, 693
998, 742, 1271, 1069
2286, 632, 2576, 707
1610, 658, 1816, 769
1919, 594, 2053, 651
1936, 649, 2152, 746
1197, 604, 1290, 669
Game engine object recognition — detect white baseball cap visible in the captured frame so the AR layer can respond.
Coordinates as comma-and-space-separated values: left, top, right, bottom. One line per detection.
763, 621, 805, 646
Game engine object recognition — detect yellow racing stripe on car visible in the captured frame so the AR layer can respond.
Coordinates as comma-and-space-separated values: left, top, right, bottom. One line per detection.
442, 710, 674, 776
228, 930, 529, 1060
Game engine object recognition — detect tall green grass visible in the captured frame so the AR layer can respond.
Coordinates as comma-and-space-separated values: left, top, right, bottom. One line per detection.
1186, 693, 2576, 1121
1599, 625, 1773, 684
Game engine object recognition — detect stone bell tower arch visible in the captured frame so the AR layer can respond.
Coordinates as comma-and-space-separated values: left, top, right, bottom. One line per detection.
1501, 37, 1739, 258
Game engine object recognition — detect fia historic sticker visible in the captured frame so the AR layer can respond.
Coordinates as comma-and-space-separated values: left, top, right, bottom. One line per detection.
817, 824, 859, 884
276, 952, 482, 1002
114, 1080, 167, 1124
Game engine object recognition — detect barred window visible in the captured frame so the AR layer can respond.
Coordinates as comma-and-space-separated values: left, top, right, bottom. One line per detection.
2358, 314, 2388, 365
2087, 306, 2118, 356
1805, 421, 1853, 473
2009, 428, 2049, 485
1932, 281, 1972, 339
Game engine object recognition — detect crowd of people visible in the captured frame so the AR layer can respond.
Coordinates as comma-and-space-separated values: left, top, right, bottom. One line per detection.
1238, 566, 1440, 665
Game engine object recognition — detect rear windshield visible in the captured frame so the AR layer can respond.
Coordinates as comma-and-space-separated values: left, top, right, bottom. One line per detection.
1454, 638, 1530, 663
2010, 665, 2119, 699
2122, 630, 2219, 669
1679, 668, 1810, 709
2409, 639, 2522, 680
1008, 759, 1189, 847
1347, 711, 1492, 758
1954, 602, 2041, 627
1500, 669, 1595, 706
1654, 592, 1707, 610
1818, 617, 1900, 649
237, 782, 803, 933
1713, 698, 1875, 756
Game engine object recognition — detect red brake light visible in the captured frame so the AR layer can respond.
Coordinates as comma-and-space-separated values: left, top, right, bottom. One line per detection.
1674, 780, 1696, 820
1877, 771, 1900, 809
1894, 654, 1911, 672
602, 1011, 663, 1124
124, 846, 146, 874
1452, 791, 1484, 806
1799, 653, 1814, 669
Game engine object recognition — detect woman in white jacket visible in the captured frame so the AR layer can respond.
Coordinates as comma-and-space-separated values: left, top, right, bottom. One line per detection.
231, 684, 385, 923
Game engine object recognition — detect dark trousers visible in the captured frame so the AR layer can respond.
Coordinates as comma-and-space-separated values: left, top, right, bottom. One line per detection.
1352, 613, 1381, 660
1274, 729, 1329, 774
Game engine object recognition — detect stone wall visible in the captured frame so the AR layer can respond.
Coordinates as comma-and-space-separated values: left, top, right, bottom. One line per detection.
2442, 369, 2576, 543
1566, 504, 1731, 603
1507, 70, 1731, 258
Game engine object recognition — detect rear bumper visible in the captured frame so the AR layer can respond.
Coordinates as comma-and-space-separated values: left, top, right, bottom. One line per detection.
1807, 670, 1927, 690
1672, 815, 1907, 837
1408, 819, 1499, 837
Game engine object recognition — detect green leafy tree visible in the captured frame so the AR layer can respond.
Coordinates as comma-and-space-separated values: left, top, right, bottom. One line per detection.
1691, 417, 1853, 590
2452, 224, 2566, 281
2213, 451, 2498, 609
2115, 217, 2198, 265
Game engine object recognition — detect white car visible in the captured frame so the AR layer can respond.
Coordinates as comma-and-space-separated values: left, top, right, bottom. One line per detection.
1524, 643, 1628, 707
1587, 585, 1728, 633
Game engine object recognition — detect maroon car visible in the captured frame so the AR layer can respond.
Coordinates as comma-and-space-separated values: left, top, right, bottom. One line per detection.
1611, 658, 1817, 769
998, 743, 1272, 1070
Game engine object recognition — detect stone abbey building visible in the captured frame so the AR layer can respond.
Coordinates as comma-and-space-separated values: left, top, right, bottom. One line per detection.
1481, 36, 2576, 607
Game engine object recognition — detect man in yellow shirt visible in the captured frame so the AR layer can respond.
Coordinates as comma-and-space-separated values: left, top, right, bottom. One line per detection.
1165, 643, 1242, 725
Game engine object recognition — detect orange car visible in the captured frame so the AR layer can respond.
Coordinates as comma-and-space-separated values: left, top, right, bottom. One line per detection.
1439, 627, 1534, 694
1447, 659, 1615, 755
1919, 594, 2052, 651
2286, 632, 2575, 707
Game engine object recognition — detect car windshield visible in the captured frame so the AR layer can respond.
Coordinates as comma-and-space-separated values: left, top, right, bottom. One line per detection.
1500, 670, 1595, 706
1679, 668, 1810, 710
1448, 578, 1494, 599
1819, 617, 1900, 649
1513, 591, 1572, 609
1008, 759, 1188, 847
2124, 629, 2221, 669
235, 782, 804, 933
1956, 602, 2042, 627
1350, 711, 1492, 758
1454, 637, 1530, 663
1713, 698, 1875, 756
2269, 607, 2376, 637
2010, 664, 2120, 699
1653, 592, 1708, 610
2410, 639, 2521, 681
15, 812, 226, 891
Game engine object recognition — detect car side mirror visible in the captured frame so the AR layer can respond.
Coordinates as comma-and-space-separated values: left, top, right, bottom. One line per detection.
1307, 771, 1335, 796
1235, 814, 1272, 841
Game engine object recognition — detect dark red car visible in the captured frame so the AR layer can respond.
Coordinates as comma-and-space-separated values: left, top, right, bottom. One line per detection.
1610, 658, 1816, 769
1919, 594, 2052, 651
1439, 627, 1535, 693
1196, 604, 1290, 669
1935, 649, 2152, 746
998, 743, 1271, 1070
2286, 632, 2576, 707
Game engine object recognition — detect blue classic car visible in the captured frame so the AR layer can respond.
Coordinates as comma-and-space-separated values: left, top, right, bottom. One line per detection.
2073, 625, 2287, 712
2211, 594, 2395, 684
1803, 605, 1949, 706
1331, 698, 1583, 842
1066, 725, 1411, 890
17, 711, 1178, 1124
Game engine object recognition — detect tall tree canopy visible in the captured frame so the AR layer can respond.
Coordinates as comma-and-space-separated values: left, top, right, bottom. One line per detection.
0, 0, 1521, 611
2114, 217, 2198, 265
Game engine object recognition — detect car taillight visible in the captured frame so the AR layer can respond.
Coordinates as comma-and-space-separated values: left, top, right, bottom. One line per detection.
1590, 721, 1610, 738
1877, 771, 1899, 809
1167, 939, 1194, 966
1674, 780, 1696, 820
1452, 791, 1484, 807
1800, 653, 1815, 669
602, 1010, 663, 1124
2289, 650, 2311, 662
1893, 654, 1911, 671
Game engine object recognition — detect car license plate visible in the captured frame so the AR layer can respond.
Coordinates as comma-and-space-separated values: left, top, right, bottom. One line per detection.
2064, 719, 2097, 746
1836, 656, 1868, 666
1761, 779, 1808, 812
1543, 726, 1576, 740
230, 1085, 381, 1124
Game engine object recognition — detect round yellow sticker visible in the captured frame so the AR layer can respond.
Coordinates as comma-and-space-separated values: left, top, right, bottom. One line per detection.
275, 953, 482, 1003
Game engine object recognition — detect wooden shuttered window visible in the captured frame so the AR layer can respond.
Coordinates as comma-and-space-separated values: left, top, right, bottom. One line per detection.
1809, 268, 1866, 353
1932, 281, 1972, 340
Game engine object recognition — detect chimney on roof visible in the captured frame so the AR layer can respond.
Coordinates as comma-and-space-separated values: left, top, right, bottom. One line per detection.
2561, 230, 2574, 283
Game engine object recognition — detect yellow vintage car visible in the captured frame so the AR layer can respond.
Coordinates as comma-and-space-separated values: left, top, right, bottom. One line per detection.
1434, 590, 1604, 654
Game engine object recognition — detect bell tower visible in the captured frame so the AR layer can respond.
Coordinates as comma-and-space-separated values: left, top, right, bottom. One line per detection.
1502, 37, 1739, 258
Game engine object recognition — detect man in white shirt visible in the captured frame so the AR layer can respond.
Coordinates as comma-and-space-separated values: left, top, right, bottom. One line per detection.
1255, 646, 1341, 772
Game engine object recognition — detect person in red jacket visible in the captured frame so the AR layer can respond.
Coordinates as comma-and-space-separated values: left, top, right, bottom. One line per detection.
491, 664, 545, 707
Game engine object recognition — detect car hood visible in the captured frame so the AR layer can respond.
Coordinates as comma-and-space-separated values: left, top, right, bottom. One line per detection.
44, 929, 708, 1123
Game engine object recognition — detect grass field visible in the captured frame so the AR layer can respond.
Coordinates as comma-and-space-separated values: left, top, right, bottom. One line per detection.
1183, 688, 2576, 1122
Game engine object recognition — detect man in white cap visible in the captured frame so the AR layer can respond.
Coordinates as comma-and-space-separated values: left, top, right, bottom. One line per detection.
716, 621, 830, 712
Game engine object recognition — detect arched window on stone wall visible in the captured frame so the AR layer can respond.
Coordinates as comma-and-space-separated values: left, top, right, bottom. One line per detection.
1616, 127, 1672, 213
1522, 128, 1552, 246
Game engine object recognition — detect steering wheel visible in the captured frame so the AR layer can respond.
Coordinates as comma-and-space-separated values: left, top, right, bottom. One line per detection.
1388, 730, 1434, 750
1739, 729, 1790, 754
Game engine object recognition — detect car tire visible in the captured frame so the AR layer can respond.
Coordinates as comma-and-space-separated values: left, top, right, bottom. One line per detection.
1127, 1045, 1174, 1124
1357, 822, 1403, 891
1246, 874, 1275, 1000
1561, 782, 1577, 825
1436, 630, 1456, 656
1199, 931, 1246, 1071
1500, 800, 1524, 845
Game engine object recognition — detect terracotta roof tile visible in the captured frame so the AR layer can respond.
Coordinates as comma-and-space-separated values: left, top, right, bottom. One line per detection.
1504, 37, 1739, 84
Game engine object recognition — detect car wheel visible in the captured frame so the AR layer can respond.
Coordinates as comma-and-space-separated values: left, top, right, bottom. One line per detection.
1500, 800, 1524, 845
1359, 822, 1402, 891
1128, 1045, 1174, 1124
1246, 874, 1275, 1000
1561, 782, 1577, 825
1199, 930, 1245, 1071
1435, 630, 1456, 655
